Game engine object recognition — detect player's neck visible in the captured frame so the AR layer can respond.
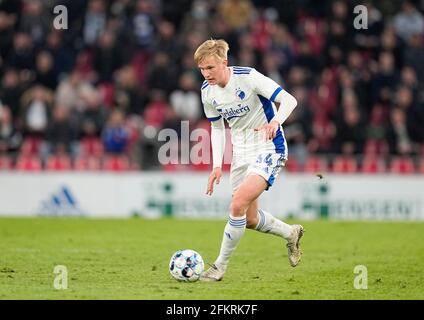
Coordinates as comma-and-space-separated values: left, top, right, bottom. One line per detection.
217, 67, 231, 88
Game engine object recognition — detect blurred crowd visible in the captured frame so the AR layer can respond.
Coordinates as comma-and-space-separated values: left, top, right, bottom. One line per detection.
0, 0, 423, 172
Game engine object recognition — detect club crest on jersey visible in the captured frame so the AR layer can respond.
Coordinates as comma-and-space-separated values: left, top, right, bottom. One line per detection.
217, 104, 250, 121
235, 88, 246, 100
212, 99, 218, 107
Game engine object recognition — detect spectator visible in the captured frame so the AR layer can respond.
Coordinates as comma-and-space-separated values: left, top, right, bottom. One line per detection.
132, 0, 156, 49
0, 68, 24, 119
55, 70, 94, 111
386, 108, 413, 155
169, 72, 201, 123
395, 86, 424, 147
393, 1, 424, 42
102, 109, 129, 154
93, 30, 123, 83
218, 0, 254, 33
19, 0, 49, 46
34, 51, 58, 90
115, 65, 147, 115
83, 0, 107, 46
0, 10, 17, 61
371, 51, 399, 104
44, 30, 74, 76
0, 105, 22, 154
335, 104, 366, 155
45, 106, 77, 156
146, 51, 178, 95
404, 33, 424, 91
78, 86, 107, 136
7, 32, 36, 71
154, 20, 182, 63
20, 85, 53, 137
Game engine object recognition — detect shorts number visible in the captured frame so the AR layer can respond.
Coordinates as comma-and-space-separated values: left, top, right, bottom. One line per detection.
264, 154, 273, 166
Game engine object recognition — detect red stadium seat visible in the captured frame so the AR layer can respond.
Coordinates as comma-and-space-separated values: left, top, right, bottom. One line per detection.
0, 156, 13, 170
80, 137, 104, 157
45, 155, 72, 171
163, 163, 191, 171
20, 137, 43, 156
419, 159, 424, 174
361, 156, 386, 173
15, 156, 42, 171
74, 156, 101, 171
102, 155, 130, 171
364, 139, 388, 156
163, 163, 180, 171
190, 162, 210, 171
304, 156, 328, 173
285, 157, 300, 172
332, 156, 358, 173
389, 157, 415, 174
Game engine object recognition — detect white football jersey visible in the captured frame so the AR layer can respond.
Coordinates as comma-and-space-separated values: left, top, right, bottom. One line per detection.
201, 66, 288, 158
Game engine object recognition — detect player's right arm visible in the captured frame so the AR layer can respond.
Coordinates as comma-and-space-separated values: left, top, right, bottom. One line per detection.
207, 118, 225, 195
202, 85, 225, 195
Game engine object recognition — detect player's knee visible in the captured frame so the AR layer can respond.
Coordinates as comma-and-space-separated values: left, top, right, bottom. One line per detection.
230, 195, 248, 217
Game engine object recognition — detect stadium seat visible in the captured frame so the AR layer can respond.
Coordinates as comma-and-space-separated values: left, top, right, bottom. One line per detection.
304, 156, 328, 173
20, 137, 43, 156
389, 157, 415, 174
361, 156, 386, 173
130, 162, 141, 171
364, 139, 388, 156
45, 155, 72, 171
285, 157, 300, 172
162, 163, 179, 171
419, 159, 424, 174
74, 156, 101, 171
332, 156, 358, 173
0, 156, 13, 170
80, 137, 104, 157
102, 155, 130, 171
190, 162, 210, 171
15, 156, 42, 171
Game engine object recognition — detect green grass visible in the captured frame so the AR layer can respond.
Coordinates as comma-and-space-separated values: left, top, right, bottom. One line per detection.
0, 218, 423, 300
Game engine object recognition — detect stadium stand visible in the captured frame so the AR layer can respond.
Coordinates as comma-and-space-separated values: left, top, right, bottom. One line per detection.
0, 0, 422, 173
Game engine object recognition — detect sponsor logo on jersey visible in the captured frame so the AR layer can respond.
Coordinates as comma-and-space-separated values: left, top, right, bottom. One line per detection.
217, 104, 250, 120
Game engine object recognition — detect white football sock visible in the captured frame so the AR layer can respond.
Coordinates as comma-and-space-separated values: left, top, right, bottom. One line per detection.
214, 214, 246, 268
255, 209, 293, 239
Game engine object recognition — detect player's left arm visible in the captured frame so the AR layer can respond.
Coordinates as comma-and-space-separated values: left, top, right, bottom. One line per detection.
251, 70, 298, 140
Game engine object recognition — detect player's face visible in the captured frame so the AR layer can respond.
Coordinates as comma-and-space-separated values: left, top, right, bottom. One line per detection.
198, 55, 228, 86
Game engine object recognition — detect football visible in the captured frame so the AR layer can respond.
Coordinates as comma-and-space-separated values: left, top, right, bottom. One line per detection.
169, 249, 204, 282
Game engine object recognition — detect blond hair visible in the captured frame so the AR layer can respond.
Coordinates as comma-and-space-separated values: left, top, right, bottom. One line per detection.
194, 39, 229, 65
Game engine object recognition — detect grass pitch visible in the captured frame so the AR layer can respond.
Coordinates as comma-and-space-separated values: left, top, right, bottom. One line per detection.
0, 217, 423, 300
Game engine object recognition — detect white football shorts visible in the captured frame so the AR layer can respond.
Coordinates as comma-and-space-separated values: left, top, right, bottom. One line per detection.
230, 152, 286, 192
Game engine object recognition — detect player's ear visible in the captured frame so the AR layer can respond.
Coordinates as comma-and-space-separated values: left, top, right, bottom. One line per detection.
223, 59, 228, 66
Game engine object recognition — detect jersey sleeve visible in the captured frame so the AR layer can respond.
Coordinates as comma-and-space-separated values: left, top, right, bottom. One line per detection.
249, 68, 283, 102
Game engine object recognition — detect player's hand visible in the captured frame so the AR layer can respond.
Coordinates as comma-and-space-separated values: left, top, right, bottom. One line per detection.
254, 120, 280, 141
206, 167, 222, 196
